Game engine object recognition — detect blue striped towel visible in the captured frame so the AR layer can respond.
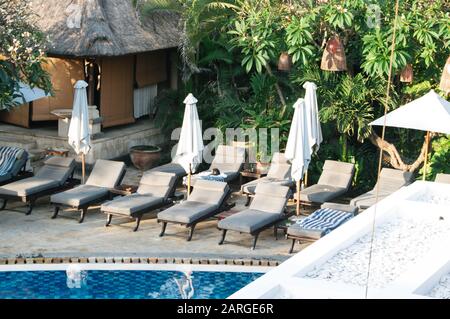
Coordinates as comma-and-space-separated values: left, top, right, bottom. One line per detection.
296, 208, 353, 235
0, 146, 23, 177
183, 171, 228, 184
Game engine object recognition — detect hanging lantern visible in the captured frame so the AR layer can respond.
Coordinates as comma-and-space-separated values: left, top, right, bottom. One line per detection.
439, 56, 450, 94
320, 36, 347, 71
400, 64, 413, 83
278, 52, 292, 72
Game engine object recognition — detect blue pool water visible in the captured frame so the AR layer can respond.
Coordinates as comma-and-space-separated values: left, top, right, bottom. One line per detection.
0, 270, 262, 299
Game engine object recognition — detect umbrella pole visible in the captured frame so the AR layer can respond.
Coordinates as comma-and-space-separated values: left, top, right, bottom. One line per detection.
423, 131, 430, 181
81, 153, 86, 184
187, 163, 192, 197
296, 180, 301, 216
304, 171, 308, 188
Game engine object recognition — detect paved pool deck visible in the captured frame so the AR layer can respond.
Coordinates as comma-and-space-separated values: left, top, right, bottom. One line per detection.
0, 167, 312, 263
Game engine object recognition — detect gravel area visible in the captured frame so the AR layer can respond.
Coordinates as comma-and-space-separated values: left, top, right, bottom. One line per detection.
304, 215, 450, 289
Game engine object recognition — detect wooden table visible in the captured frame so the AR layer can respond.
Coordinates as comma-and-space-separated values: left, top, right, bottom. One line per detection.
45, 148, 70, 157
239, 170, 267, 186
110, 184, 138, 196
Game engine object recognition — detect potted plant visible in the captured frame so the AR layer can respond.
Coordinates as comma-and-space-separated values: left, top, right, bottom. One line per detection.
129, 145, 162, 171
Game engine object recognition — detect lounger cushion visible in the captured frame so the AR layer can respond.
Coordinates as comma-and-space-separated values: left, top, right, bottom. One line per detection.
149, 162, 187, 177
287, 227, 325, 240
250, 183, 290, 214
51, 185, 109, 207
208, 145, 245, 177
350, 168, 414, 209
376, 168, 414, 192
157, 201, 217, 224
317, 160, 355, 190
350, 191, 390, 209
299, 184, 347, 203
0, 178, 59, 197
0, 173, 12, 184
321, 202, 358, 215
435, 173, 450, 184
86, 160, 125, 188
241, 176, 294, 194
35, 158, 75, 184
266, 152, 292, 180
101, 194, 165, 216
137, 171, 177, 198
188, 180, 229, 205
287, 208, 354, 239
218, 209, 282, 233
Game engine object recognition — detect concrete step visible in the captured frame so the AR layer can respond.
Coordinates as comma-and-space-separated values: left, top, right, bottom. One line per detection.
0, 135, 37, 151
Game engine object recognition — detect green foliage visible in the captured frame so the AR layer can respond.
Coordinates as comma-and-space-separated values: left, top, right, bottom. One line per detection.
285, 16, 315, 64
421, 136, 450, 181
0, 0, 52, 110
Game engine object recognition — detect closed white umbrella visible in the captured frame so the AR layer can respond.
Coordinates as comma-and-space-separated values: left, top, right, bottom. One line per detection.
174, 93, 204, 196
370, 90, 450, 179
303, 81, 323, 185
68, 80, 91, 183
285, 98, 312, 215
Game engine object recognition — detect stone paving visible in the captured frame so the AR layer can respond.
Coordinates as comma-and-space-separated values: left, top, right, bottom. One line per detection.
0, 167, 312, 263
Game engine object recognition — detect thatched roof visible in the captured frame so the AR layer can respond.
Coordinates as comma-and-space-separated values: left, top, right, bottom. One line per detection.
30, 0, 181, 57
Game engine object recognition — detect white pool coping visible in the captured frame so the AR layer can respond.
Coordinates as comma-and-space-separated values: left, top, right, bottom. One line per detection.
231, 181, 450, 299
0, 263, 271, 274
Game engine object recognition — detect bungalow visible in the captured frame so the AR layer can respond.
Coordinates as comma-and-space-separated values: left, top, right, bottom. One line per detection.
0, 0, 181, 163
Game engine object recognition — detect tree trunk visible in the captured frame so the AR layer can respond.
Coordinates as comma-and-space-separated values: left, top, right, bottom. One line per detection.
264, 63, 287, 112
368, 130, 429, 172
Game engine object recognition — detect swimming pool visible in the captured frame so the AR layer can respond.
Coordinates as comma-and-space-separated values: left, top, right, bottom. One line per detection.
0, 264, 266, 299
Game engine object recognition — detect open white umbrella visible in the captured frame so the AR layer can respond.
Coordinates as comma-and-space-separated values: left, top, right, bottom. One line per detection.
303, 81, 323, 186
13, 82, 50, 104
285, 98, 312, 215
68, 80, 91, 183
174, 93, 204, 196
370, 89, 450, 180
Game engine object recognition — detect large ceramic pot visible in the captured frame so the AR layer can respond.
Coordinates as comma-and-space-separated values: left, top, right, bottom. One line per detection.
129, 145, 162, 170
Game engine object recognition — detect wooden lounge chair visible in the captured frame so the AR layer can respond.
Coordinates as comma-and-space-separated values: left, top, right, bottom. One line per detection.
50, 159, 126, 223
218, 183, 291, 250
0, 157, 75, 215
286, 203, 358, 253
350, 168, 414, 210
0, 146, 30, 186
435, 173, 450, 184
190, 144, 245, 184
101, 171, 178, 231
157, 180, 233, 241
241, 152, 293, 206
297, 160, 355, 207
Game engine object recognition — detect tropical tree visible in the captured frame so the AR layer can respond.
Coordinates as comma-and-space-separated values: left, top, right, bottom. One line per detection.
0, 0, 51, 110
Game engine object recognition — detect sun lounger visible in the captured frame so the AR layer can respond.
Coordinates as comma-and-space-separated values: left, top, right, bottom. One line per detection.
218, 183, 291, 250
0, 146, 29, 186
149, 162, 187, 178
286, 202, 357, 253
157, 180, 233, 241
241, 152, 293, 206
50, 159, 126, 223
297, 160, 355, 206
190, 145, 245, 184
435, 173, 450, 184
101, 171, 178, 231
350, 168, 414, 210
0, 157, 75, 214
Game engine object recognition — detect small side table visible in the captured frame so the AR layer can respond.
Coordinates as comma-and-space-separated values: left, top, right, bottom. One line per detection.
274, 215, 302, 240
45, 148, 70, 157
216, 208, 240, 221
110, 184, 138, 196
239, 170, 267, 186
